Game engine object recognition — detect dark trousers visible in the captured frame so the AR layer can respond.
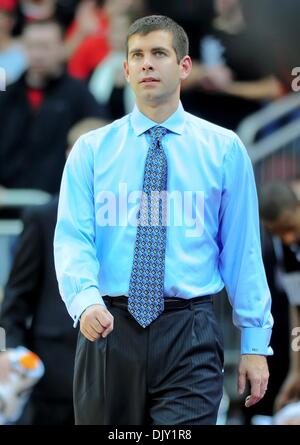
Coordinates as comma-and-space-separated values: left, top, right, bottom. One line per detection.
74, 296, 224, 425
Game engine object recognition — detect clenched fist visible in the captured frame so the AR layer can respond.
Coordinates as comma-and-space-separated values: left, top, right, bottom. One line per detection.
80, 304, 114, 342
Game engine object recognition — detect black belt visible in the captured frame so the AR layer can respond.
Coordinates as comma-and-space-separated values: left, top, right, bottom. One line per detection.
102, 295, 213, 311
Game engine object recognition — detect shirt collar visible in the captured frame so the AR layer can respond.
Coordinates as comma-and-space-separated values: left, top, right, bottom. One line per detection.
130, 101, 186, 136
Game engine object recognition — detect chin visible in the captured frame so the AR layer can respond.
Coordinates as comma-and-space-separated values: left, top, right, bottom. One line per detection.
142, 91, 162, 102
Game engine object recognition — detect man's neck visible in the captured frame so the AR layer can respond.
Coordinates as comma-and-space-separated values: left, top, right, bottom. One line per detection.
136, 97, 179, 123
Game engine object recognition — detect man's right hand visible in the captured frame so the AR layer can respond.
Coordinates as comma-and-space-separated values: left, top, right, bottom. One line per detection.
80, 304, 114, 342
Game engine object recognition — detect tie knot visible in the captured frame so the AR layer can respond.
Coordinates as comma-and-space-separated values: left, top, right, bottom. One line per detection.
149, 126, 168, 144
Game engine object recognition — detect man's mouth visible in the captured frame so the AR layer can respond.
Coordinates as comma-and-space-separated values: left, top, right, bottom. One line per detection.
140, 77, 160, 83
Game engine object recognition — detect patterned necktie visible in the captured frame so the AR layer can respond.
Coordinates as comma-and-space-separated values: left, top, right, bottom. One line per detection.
128, 126, 168, 328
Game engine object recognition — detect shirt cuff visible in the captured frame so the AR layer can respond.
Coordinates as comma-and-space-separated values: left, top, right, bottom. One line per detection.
68, 287, 106, 327
241, 327, 273, 355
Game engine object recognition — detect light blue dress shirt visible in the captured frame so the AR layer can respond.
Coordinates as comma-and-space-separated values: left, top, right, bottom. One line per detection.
54, 102, 273, 355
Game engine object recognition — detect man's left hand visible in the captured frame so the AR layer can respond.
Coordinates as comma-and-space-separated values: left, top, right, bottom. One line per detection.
238, 354, 269, 408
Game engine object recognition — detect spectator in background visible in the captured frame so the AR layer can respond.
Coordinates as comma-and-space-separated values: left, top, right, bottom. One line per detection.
0, 19, 104, 194
11, 0, 80, 35
240, 0, 300, 92
89, 13, 135, 119
259, 181, 300, 413
64, 0, 110, 80
181, 0, 283, 130
145, 0, 215, 58
0, 117, 109, 425
11, 0, 57, 35
0, 0, 27, 85
19, 0, 55, 20
65, 0, 144, 81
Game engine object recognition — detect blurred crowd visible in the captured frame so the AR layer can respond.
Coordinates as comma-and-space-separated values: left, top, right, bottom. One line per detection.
0, 0, 300, 425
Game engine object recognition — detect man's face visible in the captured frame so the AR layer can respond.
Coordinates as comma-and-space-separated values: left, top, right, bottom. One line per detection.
124, 30, 191, 107
264, 206, 300, 245
23, 24, 63, 76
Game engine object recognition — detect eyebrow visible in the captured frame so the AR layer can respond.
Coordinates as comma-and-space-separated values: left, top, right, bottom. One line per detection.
129, 47, 170, 55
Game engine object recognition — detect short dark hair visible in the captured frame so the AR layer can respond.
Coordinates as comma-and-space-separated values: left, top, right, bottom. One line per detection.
126, 15, 189, 63
259, 181, 298, 222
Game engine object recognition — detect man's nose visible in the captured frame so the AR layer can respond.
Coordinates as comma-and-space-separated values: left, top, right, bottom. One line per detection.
142, 57, 154, 71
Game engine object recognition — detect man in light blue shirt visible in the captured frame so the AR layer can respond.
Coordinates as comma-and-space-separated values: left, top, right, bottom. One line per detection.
54, 15, 273, 425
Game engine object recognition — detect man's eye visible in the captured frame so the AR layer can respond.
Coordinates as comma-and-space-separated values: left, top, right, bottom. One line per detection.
132, 53, 142, 58
155, 51, 165, 56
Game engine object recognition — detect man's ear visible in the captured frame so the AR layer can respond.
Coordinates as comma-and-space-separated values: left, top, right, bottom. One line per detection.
123, 60, 130, 83
179, 55, 192, 81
